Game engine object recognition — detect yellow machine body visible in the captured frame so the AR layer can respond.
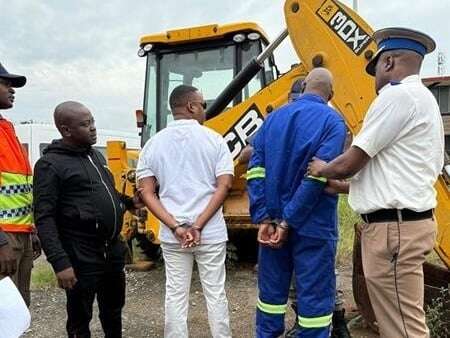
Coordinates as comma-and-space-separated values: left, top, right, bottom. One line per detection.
107, 1, 450, 268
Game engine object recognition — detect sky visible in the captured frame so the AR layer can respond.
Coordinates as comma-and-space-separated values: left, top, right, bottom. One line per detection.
1, 0, 449, 132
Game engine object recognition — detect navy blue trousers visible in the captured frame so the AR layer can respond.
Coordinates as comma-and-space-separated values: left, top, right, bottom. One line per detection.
256, 231, 336, 338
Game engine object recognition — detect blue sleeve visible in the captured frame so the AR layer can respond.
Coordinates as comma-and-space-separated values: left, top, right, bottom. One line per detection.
282, 118, 347, 228
247, 123, 269, 224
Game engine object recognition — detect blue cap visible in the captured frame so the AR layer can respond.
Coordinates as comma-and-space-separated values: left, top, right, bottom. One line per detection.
366, 27, 436, 76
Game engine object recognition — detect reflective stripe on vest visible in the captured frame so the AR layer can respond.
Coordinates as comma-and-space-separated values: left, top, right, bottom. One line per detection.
0, 183, 32, 195
1, 172, 33, 186
298, 313, 332, 328
0, 172, 33, 226
256, 298, 287, 314
0, 205, 33, 218
1, 191, 33, 210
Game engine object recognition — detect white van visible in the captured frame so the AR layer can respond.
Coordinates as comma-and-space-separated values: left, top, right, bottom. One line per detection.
14, 123, 140, 168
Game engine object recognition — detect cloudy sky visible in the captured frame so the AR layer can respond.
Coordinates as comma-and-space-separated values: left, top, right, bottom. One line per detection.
1, 0, 449, 132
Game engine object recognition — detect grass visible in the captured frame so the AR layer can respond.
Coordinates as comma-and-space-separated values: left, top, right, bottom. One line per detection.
31, 260, 57, 289
426, 288, 450, 337
337, 195, 361, 264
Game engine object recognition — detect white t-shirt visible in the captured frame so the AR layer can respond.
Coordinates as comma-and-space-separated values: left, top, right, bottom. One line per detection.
349, 75, 444, 214
136, 119, 234, 244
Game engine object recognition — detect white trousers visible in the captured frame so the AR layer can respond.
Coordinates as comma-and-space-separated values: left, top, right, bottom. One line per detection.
161, 242, 232, 338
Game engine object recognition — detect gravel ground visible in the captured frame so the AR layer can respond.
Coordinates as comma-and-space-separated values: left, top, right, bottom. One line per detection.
24, 260, 378, 338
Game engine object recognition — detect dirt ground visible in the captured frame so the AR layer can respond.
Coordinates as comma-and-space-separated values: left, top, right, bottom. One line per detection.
24, 259, 378, 338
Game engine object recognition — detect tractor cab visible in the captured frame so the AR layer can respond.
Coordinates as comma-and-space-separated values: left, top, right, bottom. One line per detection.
137, 22, 277, 145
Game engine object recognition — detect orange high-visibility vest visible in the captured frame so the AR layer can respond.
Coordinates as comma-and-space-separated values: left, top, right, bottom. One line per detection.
0, 118, 33, 232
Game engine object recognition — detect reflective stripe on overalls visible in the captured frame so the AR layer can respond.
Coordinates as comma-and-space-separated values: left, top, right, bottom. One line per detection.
257, 298, 287, 315
246, 166, 266, 180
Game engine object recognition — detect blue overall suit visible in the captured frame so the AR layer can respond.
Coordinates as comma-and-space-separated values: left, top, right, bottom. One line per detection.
247, 94, 347, 338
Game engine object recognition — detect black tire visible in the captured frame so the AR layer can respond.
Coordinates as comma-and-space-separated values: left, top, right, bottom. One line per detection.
227, 228, 259, 263
135, 233, 161, 261
123, 239, 134, 265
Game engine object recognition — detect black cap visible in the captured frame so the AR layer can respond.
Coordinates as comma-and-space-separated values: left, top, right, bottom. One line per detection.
365, 27, 436, 76
0, 63, 27, 88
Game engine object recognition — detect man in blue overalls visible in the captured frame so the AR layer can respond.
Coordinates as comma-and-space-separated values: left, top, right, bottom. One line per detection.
247, 68, 347, 338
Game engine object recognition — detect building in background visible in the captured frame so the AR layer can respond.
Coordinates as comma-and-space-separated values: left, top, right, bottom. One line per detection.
423, 76, 450, 155
14, 123, 140, 168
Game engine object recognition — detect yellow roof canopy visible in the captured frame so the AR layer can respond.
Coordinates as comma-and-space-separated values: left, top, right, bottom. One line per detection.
139, 22, 268, 47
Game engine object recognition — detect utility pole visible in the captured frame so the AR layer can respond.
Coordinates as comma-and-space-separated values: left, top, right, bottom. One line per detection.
437, 51, 446, 76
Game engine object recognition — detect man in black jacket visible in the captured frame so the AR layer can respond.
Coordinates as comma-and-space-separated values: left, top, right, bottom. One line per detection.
33, 101, 141, 338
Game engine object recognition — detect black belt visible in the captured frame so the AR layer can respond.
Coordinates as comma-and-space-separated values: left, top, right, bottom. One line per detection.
361, 209, 433, 223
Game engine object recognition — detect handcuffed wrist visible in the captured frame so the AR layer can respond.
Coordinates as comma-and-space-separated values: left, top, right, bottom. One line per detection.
278, 220, 289, 230
192, 224, 203, 231
171, 221, 188, 233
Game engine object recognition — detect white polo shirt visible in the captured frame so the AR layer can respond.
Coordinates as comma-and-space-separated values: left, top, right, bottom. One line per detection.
136, 119, 234, 244
349, 75, 444, 214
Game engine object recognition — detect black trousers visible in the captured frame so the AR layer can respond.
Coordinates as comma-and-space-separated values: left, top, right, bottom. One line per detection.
65, 270, 125, 338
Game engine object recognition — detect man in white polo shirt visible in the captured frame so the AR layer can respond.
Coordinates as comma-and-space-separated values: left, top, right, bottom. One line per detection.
137, 85, 234, 338
308, 28, 444, 338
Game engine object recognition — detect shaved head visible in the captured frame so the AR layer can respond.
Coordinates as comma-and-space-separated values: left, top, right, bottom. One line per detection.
53, 101, 97, 146
303, 68, 334, 102
54, 101, 90, 129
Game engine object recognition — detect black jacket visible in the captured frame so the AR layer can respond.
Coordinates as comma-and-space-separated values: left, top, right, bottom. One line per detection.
33, 140, 132, 275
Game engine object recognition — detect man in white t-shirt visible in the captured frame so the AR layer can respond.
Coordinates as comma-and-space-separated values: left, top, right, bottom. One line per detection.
308, 28, 444, 338
137, 85, 234, 338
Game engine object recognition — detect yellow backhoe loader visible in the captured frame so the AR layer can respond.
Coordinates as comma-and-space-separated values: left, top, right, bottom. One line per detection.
107, 0, 450, 330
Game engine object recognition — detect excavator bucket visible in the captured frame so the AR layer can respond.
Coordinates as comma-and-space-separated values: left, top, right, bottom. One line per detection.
434, 176, 450, 267
284, 0, 377, 133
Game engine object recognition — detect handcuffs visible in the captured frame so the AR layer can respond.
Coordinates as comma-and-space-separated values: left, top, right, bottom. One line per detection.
266, 219, 289, 230
171, 221, 202, 233
171, 221, 188, 233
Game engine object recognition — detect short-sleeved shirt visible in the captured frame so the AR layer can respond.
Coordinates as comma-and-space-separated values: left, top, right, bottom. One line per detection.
349, 75, 445, 214
136, 119, 234, 244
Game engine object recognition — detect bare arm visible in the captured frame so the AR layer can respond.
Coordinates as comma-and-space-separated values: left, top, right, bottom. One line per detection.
193, 174, 233, 230
309, 146, 370, 179
237, 145, 253, 164
325, 179, 350, 194
138, 176, 177, 229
